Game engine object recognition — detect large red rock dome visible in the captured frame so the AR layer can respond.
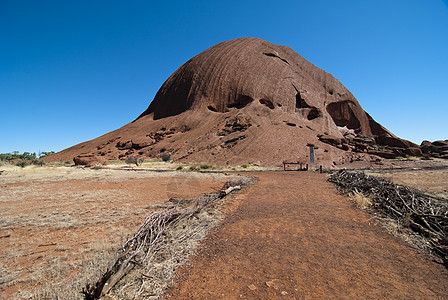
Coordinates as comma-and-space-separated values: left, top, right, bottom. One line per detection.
47, 37, 420, 166
140, 38, 376, 136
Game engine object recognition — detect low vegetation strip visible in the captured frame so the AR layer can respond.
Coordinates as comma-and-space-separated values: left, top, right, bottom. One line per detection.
328, 170, 448, 267
83, 177, 254, 299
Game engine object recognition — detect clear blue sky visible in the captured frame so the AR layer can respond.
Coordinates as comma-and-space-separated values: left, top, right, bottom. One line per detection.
1, 0, 447, 153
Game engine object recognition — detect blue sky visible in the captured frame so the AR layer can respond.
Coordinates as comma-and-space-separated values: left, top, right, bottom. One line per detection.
1, 0, 447, 153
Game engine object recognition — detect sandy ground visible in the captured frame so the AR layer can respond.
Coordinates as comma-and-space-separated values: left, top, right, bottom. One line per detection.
167, 171, 448, 299
0, 165, 233, 299
1, 164, 446, 299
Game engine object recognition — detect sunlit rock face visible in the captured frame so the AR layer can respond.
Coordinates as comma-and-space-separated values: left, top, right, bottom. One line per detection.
48, 38, 420, 166
139, 37, 374, 134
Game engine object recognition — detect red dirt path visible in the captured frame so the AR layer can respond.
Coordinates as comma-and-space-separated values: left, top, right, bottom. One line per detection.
168, 171, 448, 299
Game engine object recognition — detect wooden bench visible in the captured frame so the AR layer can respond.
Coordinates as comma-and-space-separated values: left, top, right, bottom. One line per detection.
282, 161, 308, 171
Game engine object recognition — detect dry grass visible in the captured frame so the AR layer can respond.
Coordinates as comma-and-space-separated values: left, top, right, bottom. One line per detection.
366, 168, 448, 199
350, 190, 372, 209
0, 165, 236, 299
84, 177, 254, 299
13, 235, 126, 299
373, 216, 433, 255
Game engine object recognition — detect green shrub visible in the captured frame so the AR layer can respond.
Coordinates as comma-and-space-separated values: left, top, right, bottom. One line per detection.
189, 166, 198, 171
200, 164, 212, 170
160, 153, 171, 162
31, 159, 46, 167
241, 163, 250, 168
125, 156, 143, 166
16, 160, 28, 168
176, 166, 183, 170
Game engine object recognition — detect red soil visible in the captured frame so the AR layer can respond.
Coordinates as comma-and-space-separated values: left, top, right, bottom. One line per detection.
168, 172, 448, 299
0, 173, 228, 298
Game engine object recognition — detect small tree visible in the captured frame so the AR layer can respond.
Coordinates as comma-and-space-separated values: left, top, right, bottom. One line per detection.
160, 153, 171, 162
31, 159, 45, 167
125, 156, 137, 166
125, 156, 143, 166
137, 158, 144, 166
39, 151, 55, 158
16, 160, 27, 168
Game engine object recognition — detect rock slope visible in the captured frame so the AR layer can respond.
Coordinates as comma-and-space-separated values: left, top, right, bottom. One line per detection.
47, 37, 421, 166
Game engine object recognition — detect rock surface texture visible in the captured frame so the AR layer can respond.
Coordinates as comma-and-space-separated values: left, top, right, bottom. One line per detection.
47, 37, 423, 166
421, 140, 448, 159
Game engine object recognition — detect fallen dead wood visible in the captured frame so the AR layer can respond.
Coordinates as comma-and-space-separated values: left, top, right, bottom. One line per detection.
82, 177, 251, 299
328, 170, 448, 267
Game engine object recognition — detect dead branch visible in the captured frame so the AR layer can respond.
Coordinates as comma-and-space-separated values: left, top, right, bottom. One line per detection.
328, 170, 448, 268
82, 178, 252, 299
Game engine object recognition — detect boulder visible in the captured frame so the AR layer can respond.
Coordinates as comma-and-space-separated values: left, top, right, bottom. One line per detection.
353, 142, 368, 152
403, 147, 423, 157
367, 149, 397, 159
432, 140, 448, 147
353, 136, 375, 145
318, 134, 342, 146
420, 140, 432, 148
420, 140, 448, 158
73, 154, 105, 167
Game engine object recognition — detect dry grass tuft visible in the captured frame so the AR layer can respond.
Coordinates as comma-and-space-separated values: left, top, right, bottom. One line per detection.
365, 168, 448, 199
350, 189, 372, 209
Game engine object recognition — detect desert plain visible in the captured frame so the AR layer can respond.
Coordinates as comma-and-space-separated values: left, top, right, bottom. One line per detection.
1, 159, 447, 299
0, 162, 238, 299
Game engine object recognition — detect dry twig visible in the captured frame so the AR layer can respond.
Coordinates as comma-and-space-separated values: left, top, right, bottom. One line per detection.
82, 178, 251, 299
328, 170, 447, 267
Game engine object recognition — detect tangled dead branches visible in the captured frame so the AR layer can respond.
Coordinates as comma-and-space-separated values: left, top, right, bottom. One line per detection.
82, 177, 253, 299
328, 170, 447, 267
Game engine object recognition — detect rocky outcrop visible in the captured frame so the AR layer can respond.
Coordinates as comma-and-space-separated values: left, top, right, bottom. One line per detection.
421, 140, 448, 159
47, 38, 422, 166
318, 134, 342, 146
